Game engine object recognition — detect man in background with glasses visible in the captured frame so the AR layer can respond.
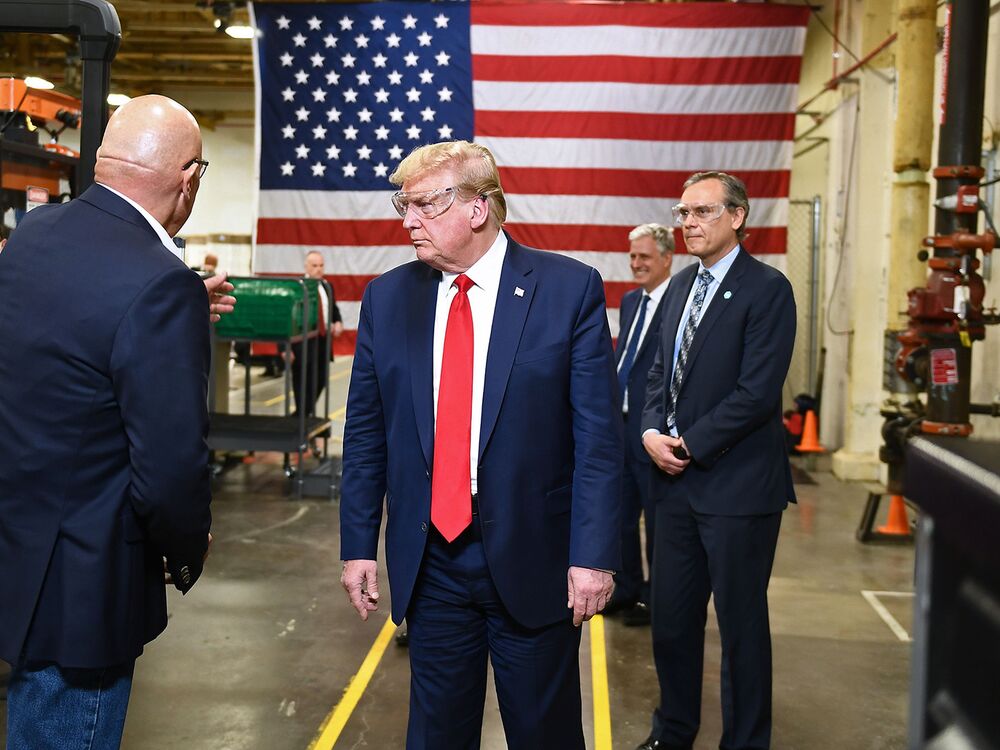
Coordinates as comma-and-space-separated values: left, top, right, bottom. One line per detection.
636, 172, 796, 750
0, 95, 221, 749
339, 140, 622, 749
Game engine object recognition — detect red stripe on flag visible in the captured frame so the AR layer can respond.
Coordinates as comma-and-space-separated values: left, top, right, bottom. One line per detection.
604, 281, 634, 309
334, 330, 357, 357
498, 167, 790, 198
475, 111, 794, 142
471, 4, 811, 28
257, 218, 408, 246
473, 55, 802, 85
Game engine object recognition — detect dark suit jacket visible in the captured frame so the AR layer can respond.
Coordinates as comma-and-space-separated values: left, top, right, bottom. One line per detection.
616, 286, 668, 462
0, 185, 213, 669
340, 236, 623, 629
641, 249, 796, 515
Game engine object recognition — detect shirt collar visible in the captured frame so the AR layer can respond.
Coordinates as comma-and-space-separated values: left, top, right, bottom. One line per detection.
645, 276, 671, 305
700, 243, 740, 284
96, 182, 181, 260
442, 230, 508, 293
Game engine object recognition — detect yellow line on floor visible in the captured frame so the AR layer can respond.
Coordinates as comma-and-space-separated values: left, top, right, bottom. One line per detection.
327, 406, 346, 420
308, 615, 396, 750
262, 394, 286, 407
590, 614, 613, 749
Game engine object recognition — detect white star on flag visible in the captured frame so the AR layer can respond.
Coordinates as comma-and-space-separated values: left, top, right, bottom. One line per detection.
373, 53, 388, 68
402, 14, 418, 29
356, 71, 372, 86
295, 144, 310, 159
374, 162, 389, 177
435, 51, 450, 66
312, 88, 327, 102
325, 70, 340, 86
417, 32, 432, 47
386, 33, 401, 48
279, 161, 294, 175
355, 33, 370, 48
406, 87, 421, 102
279, 52, 293, 67
276, 15, 290, 29
294, 69, 309, 84
326, 107, 341, 122
420, 107, 436, 122
295, 107, 310, 121
281, 124, 296, 139
281, 87, 295, 102
374, 125, 390, 140
438, 87, 453, 102
419, 69, 434, 85
312, 125, 327, 139
388, 108, 404, 122
343, 88, 358, 103
311, 162, 326, 176
388, 145, 404, 160
403, 52, 419, 67
338, 16, 353, 31
310, 53, 324, 67
438, 124, 453, 139
358, 108, 373, 123
292, 33, 306, 47
406, 124, 421, 140
341, 53, 356, 68
307, 16, 322, 31
342, 162, 357, 177
323, 34, 337, 48
343, 125, 359, 140
371, 16, 386, 31
357, 145, 373, 160
326, 145, 341, 160
434, 14, 449, 28
374, 88, 390, 103
387, 70, 403, 85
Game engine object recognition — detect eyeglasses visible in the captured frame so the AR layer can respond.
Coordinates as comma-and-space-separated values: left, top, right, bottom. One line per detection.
391, 186, 458, 219
671, 202, 731, 226
181, 157, 210, 178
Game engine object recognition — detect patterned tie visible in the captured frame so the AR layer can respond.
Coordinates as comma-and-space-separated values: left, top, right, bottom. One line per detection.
666, 269, 714, 433
431, 274, 475, 542
617, 294, 650, 405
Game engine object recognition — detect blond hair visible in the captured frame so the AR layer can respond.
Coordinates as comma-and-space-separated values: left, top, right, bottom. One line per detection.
389, 140, 507, 226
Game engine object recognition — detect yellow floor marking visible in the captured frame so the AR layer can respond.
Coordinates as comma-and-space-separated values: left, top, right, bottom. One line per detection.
590, 615, 613, 749
327, 406, 347, 420
308, 615, 396, 750
262, 393, 286, 407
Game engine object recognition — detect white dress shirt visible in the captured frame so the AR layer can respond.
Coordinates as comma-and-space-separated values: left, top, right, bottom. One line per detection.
96, 183, 182, 260
617, 276, 670, 413
432, 230, 508, 494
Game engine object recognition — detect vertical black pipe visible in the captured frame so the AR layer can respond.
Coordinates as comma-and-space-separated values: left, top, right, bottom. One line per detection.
927, 0, 990, 426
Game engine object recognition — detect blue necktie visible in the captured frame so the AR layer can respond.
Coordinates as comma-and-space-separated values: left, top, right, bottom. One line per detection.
617, 294, 650, 404
666, 270, 714, 433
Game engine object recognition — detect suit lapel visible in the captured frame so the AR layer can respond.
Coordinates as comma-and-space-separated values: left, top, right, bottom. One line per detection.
680, 249, 750, 385
408, 264, 441, 470
634, 291, 667, 363
479, 241, 535, 459
660, 266, 696, 376
79, 184, 161, 240
615, 290, 639, 365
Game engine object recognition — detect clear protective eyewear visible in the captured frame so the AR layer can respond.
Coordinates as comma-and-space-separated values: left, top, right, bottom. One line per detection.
671, 202, 730, 226
391, 186, 458, 219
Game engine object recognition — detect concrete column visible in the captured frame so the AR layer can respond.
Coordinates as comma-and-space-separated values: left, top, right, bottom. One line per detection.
831, 0, 895, 481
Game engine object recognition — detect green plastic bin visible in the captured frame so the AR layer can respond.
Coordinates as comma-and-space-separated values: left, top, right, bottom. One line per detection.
214, 278, 320, 339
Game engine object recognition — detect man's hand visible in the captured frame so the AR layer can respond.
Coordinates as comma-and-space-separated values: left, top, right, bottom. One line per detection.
204, 531, 213, 563
332, 321, 345, 337
341, 559, 380, 621
567, 566, 614, 627
204, 272, 236, 322
643, 432, 691, 476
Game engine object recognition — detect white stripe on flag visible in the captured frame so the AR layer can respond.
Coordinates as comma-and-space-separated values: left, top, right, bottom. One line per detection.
259, 190, 399, 220
470, 25, 807, 59
507, 196, 788, 229
473, 81, 799, 116
477, 137, 792, 172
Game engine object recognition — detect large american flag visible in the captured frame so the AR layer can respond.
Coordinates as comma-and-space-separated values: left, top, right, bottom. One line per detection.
251, 1, 810, 353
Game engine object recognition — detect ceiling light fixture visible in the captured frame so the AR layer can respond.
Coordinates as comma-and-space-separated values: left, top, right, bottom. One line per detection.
225, 24, 256, 39
24, 76, 55, 90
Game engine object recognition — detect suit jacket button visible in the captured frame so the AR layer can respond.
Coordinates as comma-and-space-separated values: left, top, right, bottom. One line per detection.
425, 470, 430, 478
180, 566, 191, 586
420, 522, 428, 533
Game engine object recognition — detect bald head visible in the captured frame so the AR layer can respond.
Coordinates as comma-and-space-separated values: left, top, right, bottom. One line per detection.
95, 95, 204, 236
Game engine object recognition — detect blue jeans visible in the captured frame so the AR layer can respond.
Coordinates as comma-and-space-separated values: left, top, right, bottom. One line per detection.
6, 658, 135, 750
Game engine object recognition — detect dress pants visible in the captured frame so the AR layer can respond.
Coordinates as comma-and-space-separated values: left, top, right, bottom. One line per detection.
291, 337, 329, 416
406, 520, 584, 750
615, 411, 656, 604
650, 505, 781, 750
6, 657, 135, 750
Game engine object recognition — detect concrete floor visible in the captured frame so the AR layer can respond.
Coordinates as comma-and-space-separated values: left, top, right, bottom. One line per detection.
0, 357, 915, 749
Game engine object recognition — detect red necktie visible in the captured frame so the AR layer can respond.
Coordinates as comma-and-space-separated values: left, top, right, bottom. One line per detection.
431, 274, 475, 541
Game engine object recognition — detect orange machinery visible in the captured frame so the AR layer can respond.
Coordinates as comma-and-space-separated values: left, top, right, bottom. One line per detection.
0, 77, 81, 217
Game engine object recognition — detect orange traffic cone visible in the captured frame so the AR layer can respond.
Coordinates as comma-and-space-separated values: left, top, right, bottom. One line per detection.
877, 495, 911, 536
796, 410, 824, 453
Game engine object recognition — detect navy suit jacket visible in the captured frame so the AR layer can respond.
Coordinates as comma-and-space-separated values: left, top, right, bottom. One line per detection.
616, 286, 668, 462
641, 249, 797, 515
0, 185, 213, 669
340, 236, 623, 628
